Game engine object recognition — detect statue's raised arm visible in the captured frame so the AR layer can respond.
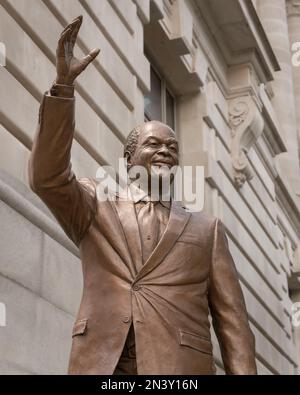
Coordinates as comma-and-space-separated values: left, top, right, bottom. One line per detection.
28, 17, 100, 246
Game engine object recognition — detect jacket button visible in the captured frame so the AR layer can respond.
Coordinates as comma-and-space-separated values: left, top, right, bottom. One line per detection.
122, 316, 130, 323
133, 284, 141, 291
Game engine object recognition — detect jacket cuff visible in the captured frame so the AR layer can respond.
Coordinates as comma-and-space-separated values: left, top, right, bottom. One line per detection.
50, 83, 75, 98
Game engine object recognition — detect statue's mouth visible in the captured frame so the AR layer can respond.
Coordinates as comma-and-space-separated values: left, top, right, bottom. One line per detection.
151, 160, 173, 168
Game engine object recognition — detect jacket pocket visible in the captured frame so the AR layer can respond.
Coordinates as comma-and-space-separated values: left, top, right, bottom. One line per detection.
72, 318, 88, 338
179, 330, 212, 355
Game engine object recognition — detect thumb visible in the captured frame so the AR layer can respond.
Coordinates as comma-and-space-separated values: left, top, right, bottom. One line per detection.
80, 48, 100, 70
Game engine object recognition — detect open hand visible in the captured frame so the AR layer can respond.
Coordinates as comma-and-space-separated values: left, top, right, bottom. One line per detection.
56, 15, 100, 85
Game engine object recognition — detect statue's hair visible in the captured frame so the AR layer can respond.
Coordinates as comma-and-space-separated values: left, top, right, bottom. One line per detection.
123, 124, 144, 158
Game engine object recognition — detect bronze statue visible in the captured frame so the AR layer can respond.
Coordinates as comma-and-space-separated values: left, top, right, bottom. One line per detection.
28, 16, 257, 375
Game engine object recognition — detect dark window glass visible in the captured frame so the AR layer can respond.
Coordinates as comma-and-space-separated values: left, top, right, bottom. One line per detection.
144, 64, 175, 131
144, 68, 162, 121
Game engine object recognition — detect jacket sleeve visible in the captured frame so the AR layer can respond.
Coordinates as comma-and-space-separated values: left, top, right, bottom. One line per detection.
28, 93, 96, 247
208, 219, 257, 375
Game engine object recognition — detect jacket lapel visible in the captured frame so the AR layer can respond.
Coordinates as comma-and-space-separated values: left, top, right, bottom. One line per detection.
135, 201, 191, 281
111, 187, 143, 275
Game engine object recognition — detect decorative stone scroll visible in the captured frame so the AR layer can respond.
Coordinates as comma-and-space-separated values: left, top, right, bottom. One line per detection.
228, 96, 264, 188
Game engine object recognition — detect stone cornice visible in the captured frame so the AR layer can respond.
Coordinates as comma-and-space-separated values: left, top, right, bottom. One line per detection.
193, 0, 280, 83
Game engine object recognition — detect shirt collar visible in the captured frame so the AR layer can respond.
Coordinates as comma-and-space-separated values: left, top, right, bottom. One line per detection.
129, 184, 171, 209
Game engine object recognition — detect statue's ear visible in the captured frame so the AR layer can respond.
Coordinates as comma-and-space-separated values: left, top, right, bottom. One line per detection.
124, 151, 131, 162
124, 152, 132, 171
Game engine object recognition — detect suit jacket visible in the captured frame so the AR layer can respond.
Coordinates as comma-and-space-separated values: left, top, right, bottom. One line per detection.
28, 93, 257, 375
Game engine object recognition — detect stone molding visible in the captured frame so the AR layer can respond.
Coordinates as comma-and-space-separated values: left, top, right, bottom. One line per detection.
132, 0, 151, 24
228, 95, 264, 187
0, 172, 79, 258
287, 0, 300, 17
144, 0, 207, 94
259, 84, 287, 157
288, 246, 300, 290
193, 0, 280, 84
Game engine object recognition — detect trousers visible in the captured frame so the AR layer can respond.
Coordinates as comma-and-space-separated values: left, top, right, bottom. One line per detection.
113, 325, 137, 375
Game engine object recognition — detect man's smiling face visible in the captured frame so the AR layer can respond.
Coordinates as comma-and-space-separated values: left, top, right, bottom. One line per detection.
127, 121, 179, 177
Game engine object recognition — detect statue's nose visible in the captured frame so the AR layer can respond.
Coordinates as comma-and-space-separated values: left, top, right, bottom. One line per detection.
157, 145, 170, 155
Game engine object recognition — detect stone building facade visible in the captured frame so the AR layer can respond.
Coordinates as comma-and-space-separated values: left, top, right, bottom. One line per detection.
0, 0, 299, 374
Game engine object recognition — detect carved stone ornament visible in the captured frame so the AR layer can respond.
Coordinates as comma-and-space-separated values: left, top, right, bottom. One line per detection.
228, 96, 264, 188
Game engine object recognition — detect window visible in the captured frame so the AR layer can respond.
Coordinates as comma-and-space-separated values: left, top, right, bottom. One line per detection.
144, 67, 176, 130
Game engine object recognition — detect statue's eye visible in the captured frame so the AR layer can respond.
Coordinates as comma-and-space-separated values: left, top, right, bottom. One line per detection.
169, 145, 177, 152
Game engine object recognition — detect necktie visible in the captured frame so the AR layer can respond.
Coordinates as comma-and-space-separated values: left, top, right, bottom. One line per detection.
137, 200, 159, 264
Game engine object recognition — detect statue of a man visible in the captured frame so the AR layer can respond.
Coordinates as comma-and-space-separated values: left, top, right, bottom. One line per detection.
28, 16, 257, 375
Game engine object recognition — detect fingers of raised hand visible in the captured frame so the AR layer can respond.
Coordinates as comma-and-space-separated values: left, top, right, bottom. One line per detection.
70, 16, 83, 47
61, 15, 82, 36
57, 16, 82, 55
80, 48, 100, 71
57, 27, 72, 56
